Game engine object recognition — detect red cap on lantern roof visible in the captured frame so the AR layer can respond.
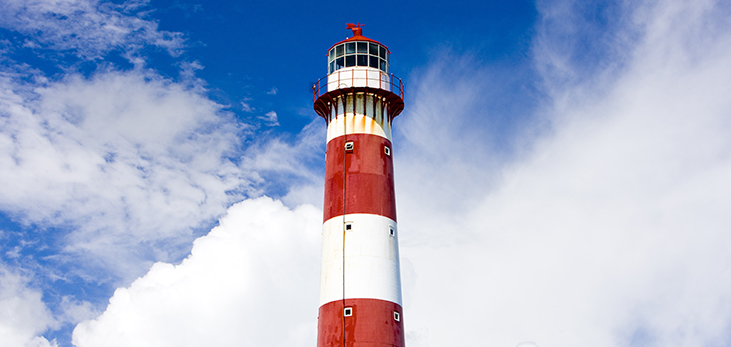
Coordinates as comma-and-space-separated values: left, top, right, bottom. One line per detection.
327, 23, 391, 53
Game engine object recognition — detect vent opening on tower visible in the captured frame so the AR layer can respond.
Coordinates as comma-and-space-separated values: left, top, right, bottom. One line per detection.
345, 223, 353, 231
394, 311, 400, 321
384, 145, 391, 156
389, 226, 395, 236
344, 307, 353, 317
345, 141, 354, 152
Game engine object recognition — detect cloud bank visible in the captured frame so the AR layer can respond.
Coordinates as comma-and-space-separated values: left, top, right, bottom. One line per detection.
72, 197, 321, 347
397, 0, 731, 346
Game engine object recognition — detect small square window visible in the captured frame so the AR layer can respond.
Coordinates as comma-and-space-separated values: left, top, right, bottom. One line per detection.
389, 227, 395, 236
344, 307, 353, 316
394, 311, 400, 321
384, 146, 391, 156
345, 223, 352, 231
345, 141, 354, 151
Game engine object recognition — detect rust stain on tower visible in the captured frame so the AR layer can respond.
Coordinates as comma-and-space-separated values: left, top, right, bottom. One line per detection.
313, 24, 406, 347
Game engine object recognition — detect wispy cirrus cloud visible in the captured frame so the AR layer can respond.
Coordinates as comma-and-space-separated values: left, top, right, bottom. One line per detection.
0, 0, 184, 60
260, 110, 280, 126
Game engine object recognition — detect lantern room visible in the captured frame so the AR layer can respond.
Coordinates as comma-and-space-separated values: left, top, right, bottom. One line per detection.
328, 40, 390, 74
313, 24, 404, 123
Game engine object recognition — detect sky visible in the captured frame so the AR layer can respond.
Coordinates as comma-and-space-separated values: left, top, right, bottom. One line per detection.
1, 0, 731, 346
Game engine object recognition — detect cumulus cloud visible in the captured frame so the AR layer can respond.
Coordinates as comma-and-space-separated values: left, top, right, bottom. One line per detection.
397, 0, 731, 346
0, 69, 252, 280
0, 0, 184, 60
72, 197, 321, 347
0, 61, 325, 347
0, 266, 58, 347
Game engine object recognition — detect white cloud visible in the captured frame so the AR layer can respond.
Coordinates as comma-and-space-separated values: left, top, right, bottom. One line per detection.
0, 266, 58, 347
72, 197, 321, 347
240, 118, 325, 207
397, 0, 731, 346
59, 296, 99, 325
0, 69, 254, 280
267, 87, 278, 95
260, 110, 280, 126
240, 100, 253, 113
0, 0, 184, 60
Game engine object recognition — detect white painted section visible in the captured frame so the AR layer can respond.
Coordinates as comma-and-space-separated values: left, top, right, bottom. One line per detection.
319, 214, 402, 306
325, 94, 392, 142
327, 67, 391, 92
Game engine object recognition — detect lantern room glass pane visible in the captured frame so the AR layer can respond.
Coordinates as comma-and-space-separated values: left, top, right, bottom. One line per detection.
380, 59, 386, 72
345, 42, 355, 54
345, 55, 355, 67
336, 45, 344, 57
336, 57, 344, 70
379, 46, 386, 59
357, 42, 368, 53
370, 43, 379, 55
357, 55, 368, 66
369, 56, 379, 68
329, 61, 334, 73
329, 48, 335, 61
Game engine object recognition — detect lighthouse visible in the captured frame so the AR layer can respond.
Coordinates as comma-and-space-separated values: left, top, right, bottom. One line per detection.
312, 24, 406, 347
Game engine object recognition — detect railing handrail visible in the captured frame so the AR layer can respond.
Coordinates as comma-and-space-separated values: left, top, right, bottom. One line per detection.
313, 69, 404, 102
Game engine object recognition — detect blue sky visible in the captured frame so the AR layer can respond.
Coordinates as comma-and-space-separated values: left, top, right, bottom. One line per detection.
2, 0, 731, 346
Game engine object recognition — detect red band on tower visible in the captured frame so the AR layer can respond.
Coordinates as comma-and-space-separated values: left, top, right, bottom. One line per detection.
314, 26, 406, 347
324, 134, 397, 222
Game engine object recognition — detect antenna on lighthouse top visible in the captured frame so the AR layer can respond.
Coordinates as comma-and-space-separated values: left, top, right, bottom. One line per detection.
346, 23, 364, 37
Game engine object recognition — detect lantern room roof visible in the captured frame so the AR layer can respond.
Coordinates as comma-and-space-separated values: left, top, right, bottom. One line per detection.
327, 23, 391, 54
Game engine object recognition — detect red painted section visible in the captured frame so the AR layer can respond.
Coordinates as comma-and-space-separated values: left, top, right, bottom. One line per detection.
326, 25, 390, 53
324, 134, 396, 222
317, 298, 405, 347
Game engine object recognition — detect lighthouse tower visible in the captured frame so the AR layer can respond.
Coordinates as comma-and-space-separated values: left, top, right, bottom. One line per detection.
312, 24, 406, 347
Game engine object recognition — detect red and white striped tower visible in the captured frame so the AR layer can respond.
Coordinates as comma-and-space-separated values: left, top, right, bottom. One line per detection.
312, 24, 406, 347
